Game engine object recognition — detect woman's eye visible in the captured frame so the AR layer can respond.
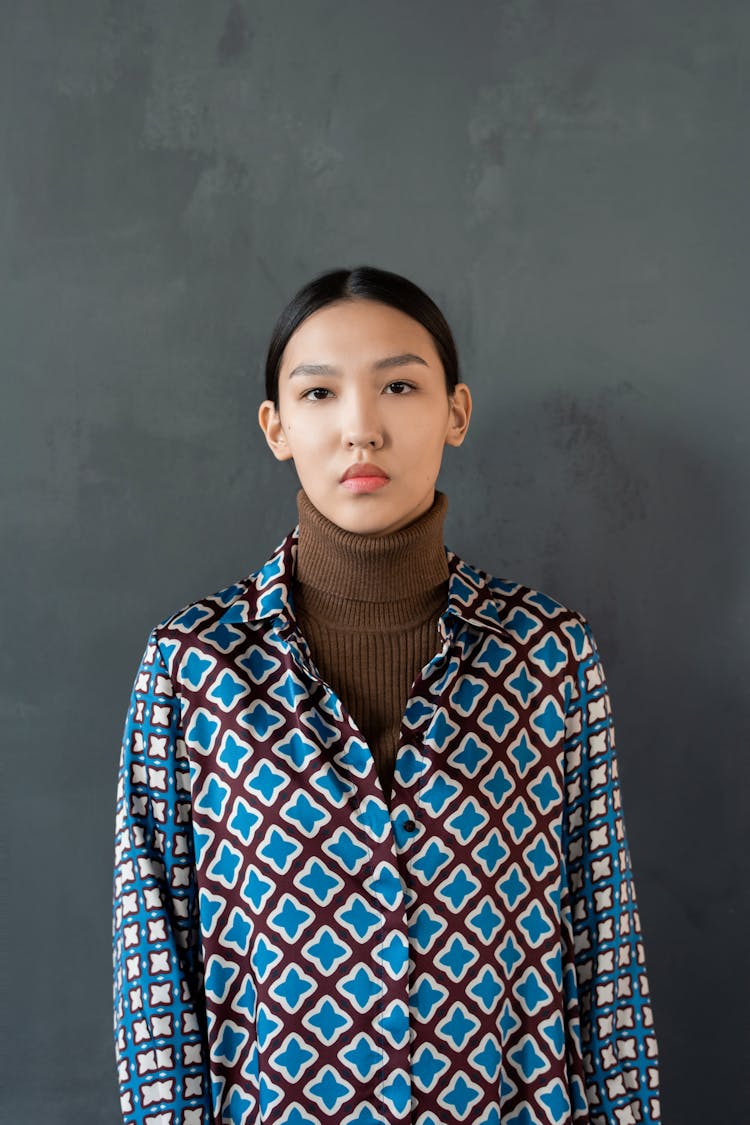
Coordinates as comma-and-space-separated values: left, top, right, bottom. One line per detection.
385, 381, 413, 394
302, 387, 332, 401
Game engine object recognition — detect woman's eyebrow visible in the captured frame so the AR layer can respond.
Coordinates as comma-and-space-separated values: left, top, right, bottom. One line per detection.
287, 353, 429, 379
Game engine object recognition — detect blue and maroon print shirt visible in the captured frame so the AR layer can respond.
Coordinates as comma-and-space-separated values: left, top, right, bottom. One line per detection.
112, 522, 661, 1125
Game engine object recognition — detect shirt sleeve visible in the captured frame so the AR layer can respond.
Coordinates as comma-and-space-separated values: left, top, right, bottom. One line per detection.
562, 616, 661, 1125
112, 627, 212, 1125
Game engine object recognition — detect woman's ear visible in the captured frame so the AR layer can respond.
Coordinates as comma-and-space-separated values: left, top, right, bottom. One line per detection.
257, 400, 294, 462
444, 383, 472, 447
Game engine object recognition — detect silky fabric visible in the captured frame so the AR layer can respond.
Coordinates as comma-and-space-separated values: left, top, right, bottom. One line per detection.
112, 517, 662, 1125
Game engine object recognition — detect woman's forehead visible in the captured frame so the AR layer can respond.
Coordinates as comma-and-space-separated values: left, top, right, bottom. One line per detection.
281, 300, 440, 374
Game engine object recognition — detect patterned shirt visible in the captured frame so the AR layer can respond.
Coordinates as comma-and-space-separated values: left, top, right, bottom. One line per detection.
112, 522, 661, 1125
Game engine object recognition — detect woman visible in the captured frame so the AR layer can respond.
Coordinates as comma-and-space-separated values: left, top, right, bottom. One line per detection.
113, 266, 661, 1125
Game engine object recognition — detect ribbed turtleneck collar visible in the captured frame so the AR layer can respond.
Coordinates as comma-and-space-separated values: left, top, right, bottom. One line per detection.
292, 488, 450, 629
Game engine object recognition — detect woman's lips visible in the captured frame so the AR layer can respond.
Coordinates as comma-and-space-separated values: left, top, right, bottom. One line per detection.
341, 476, 390, 493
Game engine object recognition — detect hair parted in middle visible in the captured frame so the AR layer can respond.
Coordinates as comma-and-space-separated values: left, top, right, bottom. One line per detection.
263, 265, 461, 409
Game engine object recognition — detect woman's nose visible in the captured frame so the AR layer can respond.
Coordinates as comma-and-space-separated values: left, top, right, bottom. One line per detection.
342, 398, 384, 448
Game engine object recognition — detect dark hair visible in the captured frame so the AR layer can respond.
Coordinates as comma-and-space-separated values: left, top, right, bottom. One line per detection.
263, 265, 461, 409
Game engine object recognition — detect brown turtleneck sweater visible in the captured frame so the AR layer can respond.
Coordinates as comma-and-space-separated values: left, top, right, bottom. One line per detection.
291, 488, 450, 807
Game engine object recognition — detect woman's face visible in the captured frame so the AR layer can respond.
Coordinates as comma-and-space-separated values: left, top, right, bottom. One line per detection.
258, 299, 472, 535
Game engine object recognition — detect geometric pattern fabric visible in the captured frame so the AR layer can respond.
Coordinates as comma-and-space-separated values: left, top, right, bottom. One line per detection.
113, 525, 661, 1124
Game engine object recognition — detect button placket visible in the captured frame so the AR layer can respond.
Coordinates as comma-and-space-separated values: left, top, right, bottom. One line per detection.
277, 613, 440, 1122
389, 629, 454, 842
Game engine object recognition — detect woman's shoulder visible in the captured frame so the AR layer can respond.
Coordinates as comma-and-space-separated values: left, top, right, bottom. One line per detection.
446, 547, 590, 635
443, 551, 599, 684
150, 532, 296, 644
152, 570, 268, 638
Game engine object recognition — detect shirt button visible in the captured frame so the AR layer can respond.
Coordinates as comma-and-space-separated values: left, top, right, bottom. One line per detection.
402, 818, 417, 833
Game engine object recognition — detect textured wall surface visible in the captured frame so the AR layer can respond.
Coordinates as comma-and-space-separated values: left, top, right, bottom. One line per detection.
3, 2, 749, 1121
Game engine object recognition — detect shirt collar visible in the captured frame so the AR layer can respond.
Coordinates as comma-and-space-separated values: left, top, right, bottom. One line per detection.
219, 524, 512, 640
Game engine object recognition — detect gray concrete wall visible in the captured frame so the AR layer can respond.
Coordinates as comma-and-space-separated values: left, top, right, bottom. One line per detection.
3, 2, 748, 1121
